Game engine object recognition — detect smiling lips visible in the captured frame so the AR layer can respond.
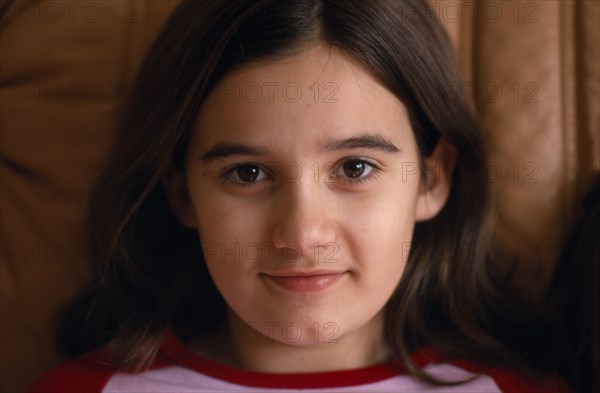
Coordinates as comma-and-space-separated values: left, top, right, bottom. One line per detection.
262, 270, 346, 293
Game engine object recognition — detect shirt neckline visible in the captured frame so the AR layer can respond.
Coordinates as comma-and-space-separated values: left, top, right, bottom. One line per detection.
160, 325, 443, 389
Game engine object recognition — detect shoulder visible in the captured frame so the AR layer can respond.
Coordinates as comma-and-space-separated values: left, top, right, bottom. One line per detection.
409, 349, 571, 393
445, 358, 571, 393
26, 348, 119, 393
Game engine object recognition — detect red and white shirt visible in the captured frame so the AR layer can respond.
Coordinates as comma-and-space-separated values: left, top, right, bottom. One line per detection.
28, 326, 569, 392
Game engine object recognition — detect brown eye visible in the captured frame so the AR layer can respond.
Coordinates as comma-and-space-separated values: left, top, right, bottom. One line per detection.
342, 160, 365, 178
222, 163, 271, 188
236, 165, 261, 182
331, 159, 378, 184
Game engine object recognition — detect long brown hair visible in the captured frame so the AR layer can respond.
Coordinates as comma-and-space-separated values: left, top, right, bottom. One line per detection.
58, 0, 538, 384
531, 176, 600, 393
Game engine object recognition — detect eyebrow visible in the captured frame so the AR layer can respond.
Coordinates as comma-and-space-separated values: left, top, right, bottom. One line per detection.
320, 133, 401, 153
198, 133, 401, 163
199, 143, 271, 163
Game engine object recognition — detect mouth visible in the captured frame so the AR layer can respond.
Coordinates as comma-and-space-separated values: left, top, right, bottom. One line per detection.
261, 270, 347, 293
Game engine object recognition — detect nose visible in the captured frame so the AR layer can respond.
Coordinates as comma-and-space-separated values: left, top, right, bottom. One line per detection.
270, 178, 337, 262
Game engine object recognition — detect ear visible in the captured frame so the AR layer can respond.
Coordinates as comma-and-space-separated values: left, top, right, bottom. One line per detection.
415, 138, 456, 221
162, 164, 198, 229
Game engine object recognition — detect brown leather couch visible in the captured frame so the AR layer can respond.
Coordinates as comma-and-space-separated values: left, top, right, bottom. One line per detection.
1, 1, 598, 392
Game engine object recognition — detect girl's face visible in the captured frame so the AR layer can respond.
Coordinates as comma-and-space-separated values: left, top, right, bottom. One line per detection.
167, 44, 450, 365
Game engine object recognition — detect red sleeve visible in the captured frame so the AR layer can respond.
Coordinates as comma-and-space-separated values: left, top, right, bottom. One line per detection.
26, 349, 117, 393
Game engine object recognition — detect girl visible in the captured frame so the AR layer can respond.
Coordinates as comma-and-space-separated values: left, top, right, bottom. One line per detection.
29, 0, 569, 391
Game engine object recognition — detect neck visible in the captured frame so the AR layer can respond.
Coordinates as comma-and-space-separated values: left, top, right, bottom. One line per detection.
191, 309, 392, 373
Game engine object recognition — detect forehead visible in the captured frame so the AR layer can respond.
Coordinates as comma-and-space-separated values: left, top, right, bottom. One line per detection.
191, 44, 413, 150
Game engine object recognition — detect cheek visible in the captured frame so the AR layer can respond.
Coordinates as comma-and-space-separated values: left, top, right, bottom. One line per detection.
189, 180, 261, 242
188, 196, 249, 279
195, 222, 261, 316
190, 190, 271, 287
345, 185, 419, 282
194, 209, 260, 273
